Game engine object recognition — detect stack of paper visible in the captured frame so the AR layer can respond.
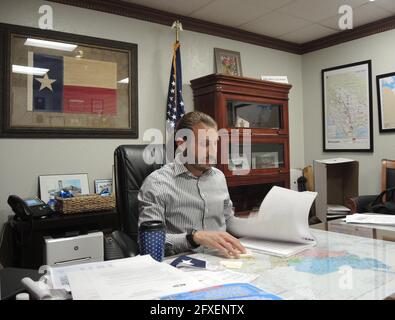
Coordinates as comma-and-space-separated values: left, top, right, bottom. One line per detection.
64, 255, 205, 300
327, 204, 350, 217
345, 214, 395, 226
240, 238, 315, 258
230, 186, 318, 257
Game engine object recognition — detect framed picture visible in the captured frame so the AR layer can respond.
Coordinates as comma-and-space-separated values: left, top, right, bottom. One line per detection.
252, 152, 279, 169
214, 48, 242, 76
235, 116, 250, 128
376, 72, 395, 132
39, 173, 89, 204
322, 60, 373, 152
228, 156, 250, 171
0, 23, 138, 138
94, 179, 113, 196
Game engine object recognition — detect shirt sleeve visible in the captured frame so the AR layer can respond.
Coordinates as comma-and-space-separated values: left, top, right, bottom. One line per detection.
138, 175, 190, 255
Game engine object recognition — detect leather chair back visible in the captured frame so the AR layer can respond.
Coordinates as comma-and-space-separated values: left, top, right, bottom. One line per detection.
114, 144, 165, 241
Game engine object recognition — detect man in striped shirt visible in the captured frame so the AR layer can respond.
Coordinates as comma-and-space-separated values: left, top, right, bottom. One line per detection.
138, 111, 246, 258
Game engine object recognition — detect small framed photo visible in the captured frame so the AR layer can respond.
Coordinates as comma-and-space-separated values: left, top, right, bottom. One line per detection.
235, 116, 250, 128
39, 173, 89, 204
376, 72, 395, 132
252, 152, 279, 169
94, 179, 113, 196
214, 48, 242, 76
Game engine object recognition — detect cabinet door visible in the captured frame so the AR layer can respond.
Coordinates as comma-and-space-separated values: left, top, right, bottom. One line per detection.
223, 95, 289, 135
221, 135, 289, 177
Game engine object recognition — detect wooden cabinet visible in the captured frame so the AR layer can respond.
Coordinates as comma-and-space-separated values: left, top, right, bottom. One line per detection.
190, 74, 292, 216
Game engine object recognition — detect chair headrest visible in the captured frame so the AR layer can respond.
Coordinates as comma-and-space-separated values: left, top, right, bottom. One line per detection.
115, 144, 165, 190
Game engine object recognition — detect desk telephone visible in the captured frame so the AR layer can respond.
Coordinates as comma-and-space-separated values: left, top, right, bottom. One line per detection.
7, 195, 53, 220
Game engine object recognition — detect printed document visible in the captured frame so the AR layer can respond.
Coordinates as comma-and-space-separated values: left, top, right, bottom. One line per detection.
67, 255, 204, 300
346, 214, 395, 226
230, 186, 317, 257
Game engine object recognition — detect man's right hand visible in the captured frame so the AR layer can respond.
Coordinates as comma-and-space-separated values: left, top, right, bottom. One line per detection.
193, 230, 246, 258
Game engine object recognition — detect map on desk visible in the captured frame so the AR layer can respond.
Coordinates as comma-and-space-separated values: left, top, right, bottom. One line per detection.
189, 229, 395, 300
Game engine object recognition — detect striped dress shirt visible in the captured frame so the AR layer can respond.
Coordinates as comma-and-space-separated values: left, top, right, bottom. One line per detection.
138, 155, 236, 255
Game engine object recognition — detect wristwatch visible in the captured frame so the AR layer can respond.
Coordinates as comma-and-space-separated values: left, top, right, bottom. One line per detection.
186, 229, 199, 248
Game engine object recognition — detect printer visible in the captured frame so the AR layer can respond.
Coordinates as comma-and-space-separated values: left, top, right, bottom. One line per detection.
44, 232, 104, 267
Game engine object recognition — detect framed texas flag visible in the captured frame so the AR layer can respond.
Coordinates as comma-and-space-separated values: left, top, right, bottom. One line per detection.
0, 23, 138, 138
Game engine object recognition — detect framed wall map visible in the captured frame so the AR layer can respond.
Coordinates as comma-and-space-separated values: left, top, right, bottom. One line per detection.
322, 60, 373, 152
0, 23, 138, 138
377, 72, 395, 132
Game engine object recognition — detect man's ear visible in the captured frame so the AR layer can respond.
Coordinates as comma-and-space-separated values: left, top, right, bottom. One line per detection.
175, 138, 186, 152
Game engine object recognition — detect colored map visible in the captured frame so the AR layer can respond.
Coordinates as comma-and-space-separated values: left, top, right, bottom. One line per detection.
287, 249, 390, 275
379, 75, 395, 129
324, 64, 370, 149
190, 229, 395, 300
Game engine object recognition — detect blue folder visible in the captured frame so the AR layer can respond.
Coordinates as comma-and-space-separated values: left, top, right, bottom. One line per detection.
160, 283, 282, 300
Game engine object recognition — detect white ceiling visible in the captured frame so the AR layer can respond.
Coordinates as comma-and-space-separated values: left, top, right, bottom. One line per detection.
124, 0, 395, 43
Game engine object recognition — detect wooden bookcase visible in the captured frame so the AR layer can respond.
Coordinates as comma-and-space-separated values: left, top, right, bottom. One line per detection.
190, 74, 292, 216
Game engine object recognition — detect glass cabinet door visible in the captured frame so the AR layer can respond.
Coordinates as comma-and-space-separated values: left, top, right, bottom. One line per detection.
224, 137, 288, 175
227, 100, 283, 130
250, 143, 284, 170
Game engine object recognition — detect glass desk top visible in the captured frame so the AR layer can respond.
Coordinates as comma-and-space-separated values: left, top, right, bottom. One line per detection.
172, 221, 395, 300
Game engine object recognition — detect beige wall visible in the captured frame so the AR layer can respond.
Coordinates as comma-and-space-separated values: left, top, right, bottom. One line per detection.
0, 0, 305, 228
302, 29, 395, 195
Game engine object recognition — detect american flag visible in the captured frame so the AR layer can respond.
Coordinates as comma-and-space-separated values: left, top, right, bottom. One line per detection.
166, 41, 185, 131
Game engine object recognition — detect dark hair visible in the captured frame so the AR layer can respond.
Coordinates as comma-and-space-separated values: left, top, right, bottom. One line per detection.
176, 111, 217, 131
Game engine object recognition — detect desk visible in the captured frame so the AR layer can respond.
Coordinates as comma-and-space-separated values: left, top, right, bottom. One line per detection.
3, 209, 118, 269
3, 221, 395, 300
176, 226, 395, 300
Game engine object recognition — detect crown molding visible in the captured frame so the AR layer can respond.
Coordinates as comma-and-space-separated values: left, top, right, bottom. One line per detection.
302, 15, 395, 54
47, 0, 302, 54
48, 0, 395, 55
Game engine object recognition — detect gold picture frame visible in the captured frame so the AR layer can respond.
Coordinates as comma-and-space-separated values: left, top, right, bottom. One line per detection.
214, 48, 242, 76
0, 23, 138, 138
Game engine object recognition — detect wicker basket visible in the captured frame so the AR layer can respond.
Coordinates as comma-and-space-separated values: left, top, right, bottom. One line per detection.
55, 194, 115, 214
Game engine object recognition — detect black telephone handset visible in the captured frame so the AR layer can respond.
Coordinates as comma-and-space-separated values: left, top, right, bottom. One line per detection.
7, 195, 53, 220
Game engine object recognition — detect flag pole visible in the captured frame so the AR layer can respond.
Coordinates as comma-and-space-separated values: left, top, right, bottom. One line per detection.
171, 20, 183, 42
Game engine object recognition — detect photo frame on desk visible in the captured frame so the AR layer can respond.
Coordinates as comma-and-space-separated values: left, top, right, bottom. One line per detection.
39, 173, 89, 204
94, 179, 113, 196
322, 60, 373, 152
0, 23, 138, 138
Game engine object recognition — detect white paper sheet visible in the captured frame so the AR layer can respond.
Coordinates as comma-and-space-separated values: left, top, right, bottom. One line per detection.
230, 186, 317, 244
345, 214, 395, 226
240, 238, 314, 258
190, 269, 259, 287
48, 260, 117, 292
67, 255, 205, 300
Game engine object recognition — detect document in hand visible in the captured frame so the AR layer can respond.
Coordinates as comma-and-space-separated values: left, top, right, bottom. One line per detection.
232, 186, 318, 257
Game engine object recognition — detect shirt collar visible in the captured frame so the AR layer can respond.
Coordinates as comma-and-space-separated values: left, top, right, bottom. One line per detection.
174, 153, 215, 177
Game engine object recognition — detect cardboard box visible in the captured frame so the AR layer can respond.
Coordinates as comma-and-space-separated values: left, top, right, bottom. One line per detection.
313, 158, 359, 222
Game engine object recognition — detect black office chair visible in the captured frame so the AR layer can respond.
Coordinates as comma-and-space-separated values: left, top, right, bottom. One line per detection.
347, 159, 395, 213
105, 144, 165, 259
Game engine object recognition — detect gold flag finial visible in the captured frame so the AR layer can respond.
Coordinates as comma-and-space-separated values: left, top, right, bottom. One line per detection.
171, 20, 183, 42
